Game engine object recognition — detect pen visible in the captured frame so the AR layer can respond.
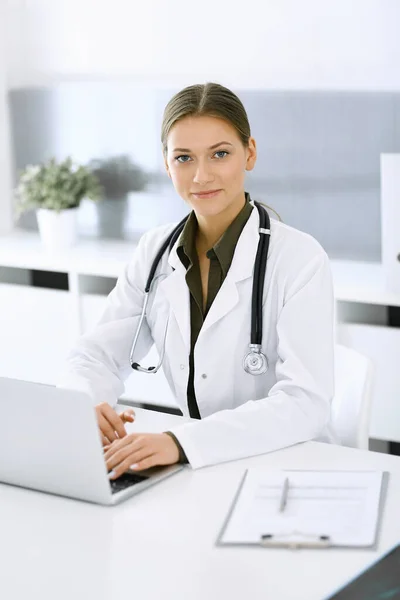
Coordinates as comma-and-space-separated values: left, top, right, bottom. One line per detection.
279, 477, 289, 512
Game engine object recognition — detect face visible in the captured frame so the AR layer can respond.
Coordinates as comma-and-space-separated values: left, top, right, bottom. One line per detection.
164, 115, 257, 219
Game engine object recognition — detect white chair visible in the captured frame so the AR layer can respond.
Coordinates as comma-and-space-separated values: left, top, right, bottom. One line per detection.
331, 344, 374, 450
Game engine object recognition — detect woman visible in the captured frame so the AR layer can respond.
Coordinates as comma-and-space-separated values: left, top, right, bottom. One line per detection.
61, 83, 336, 478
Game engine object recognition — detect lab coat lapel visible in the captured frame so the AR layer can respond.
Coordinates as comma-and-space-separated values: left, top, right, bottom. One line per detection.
157, 243, 191, 353
200, 207, 260, 335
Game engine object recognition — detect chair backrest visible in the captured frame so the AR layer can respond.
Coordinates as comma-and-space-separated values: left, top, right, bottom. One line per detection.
331, 344, 374, 449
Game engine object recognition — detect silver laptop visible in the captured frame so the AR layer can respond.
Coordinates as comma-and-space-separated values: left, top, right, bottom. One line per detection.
0, 377, 184, 505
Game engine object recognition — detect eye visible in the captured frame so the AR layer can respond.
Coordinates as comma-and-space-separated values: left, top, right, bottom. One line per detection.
175, 155, 191, 163
214, 150, 229, 159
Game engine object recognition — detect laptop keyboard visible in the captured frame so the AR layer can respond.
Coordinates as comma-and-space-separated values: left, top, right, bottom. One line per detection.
109, 471, 148, 494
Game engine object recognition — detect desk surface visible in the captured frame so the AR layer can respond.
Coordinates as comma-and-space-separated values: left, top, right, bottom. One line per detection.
1, 407, 400, 600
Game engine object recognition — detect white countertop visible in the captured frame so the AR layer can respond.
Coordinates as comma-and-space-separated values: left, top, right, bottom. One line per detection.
0, 230, 139, 278
1, 406, 400, 600
329, 259, 400, 307
1, 230, 400, 306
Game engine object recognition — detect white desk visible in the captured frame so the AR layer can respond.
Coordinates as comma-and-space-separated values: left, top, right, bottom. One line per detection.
1, 407, 400, 600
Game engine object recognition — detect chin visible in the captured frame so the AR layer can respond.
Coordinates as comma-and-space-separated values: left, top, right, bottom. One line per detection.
186, 194, 230, 217
191, 203, 222, 215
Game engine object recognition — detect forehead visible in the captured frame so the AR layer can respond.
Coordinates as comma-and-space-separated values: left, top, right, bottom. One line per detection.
167, 115, 241, 150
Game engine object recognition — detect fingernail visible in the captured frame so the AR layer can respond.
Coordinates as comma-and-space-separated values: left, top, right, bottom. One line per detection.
108, 470, 116, 479
130, 464, 139, 470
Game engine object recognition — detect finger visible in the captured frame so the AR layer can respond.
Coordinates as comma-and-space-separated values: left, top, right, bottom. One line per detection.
106, 444, 141, 473
104, 434, 144, 458
99, 428, 111, 446
109, 450, 156, 480
98, 414, 118, 443
121, 410, 135, 423
105, 437, 145, 467
107, 445, 150, 475
101, 404, 128, 439
130, 454, 158, 472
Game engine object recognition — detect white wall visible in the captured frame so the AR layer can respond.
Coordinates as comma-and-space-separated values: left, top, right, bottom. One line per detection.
5, 0, 400, 90
0, 1, 13, 232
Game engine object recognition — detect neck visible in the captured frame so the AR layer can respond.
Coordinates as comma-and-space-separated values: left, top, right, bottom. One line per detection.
195, 191, 246, 253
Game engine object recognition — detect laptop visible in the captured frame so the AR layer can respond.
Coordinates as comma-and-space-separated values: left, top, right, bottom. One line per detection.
0, 377, 184, 505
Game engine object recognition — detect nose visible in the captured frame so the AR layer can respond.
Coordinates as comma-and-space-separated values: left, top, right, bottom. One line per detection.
193, 159, 214, 186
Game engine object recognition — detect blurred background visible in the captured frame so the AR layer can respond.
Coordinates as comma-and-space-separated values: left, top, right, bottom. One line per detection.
2, 0, 399, 259
1, 0, 400, 452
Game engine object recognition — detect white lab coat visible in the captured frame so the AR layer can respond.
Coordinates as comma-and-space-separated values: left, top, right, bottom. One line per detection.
60, 205, 336, 469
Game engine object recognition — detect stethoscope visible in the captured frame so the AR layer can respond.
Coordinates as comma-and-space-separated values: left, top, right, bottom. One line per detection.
129, 199, 271, 376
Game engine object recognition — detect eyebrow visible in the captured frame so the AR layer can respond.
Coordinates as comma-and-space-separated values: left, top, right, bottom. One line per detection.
172, 141, 234, 153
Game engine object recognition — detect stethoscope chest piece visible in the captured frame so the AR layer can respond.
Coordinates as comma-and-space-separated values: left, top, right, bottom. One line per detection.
243, 344, 268, 376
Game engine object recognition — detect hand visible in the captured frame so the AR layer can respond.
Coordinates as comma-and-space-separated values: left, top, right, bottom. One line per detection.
105, 433, 180, 479
95, 402, 135, 446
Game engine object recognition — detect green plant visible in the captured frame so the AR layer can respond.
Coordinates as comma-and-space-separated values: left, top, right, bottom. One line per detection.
88, 155, 148, 198
15, 157, 102, 214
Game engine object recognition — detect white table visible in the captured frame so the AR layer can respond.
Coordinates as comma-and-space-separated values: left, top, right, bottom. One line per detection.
1, 407, 400, 600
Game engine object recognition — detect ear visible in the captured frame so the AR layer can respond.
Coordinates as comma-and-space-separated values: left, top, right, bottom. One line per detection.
245, 137, 257, 172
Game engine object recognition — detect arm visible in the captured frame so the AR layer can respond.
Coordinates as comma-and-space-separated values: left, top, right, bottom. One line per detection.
168, 252, 335, 469
58, 235, 154, 406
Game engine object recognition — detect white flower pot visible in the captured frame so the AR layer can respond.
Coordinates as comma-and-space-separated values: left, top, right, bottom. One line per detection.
36, 208, 79, 251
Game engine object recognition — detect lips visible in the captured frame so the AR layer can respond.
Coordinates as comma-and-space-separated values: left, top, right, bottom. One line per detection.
191, 189, 222, 199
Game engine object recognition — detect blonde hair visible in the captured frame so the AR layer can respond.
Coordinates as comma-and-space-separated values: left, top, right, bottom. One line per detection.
161, 82, 251, 154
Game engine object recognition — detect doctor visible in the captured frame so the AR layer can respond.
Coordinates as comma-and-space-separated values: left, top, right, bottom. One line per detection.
61, 82, 335, 477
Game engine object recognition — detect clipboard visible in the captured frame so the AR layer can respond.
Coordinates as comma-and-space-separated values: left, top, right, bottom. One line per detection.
216, 469, 389, 550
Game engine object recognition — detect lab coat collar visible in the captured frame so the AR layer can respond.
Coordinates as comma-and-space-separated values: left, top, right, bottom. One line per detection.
167, 202, 260, 282
160, 204, 261, 344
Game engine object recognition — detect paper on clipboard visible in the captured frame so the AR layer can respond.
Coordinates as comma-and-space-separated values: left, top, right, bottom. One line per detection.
219, 469, 385, 548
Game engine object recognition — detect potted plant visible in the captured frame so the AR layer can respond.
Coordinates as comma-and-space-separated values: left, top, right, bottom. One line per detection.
15, 157, 102, 250
88, 155, 148, 238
